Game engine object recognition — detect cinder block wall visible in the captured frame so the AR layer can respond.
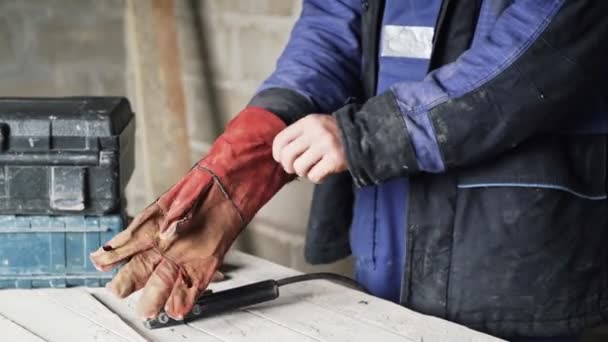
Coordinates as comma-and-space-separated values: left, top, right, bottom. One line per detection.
0, 0, 353, 276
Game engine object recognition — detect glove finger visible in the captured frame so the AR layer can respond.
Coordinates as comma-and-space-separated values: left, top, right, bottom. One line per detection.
136, 258, 179, 319
90, 207, 161, 271
106, 250, 162, 298
211, 271, 225, 282
164, 257, 219, 319
163, 276, 199, 320
90, 231, 157, 272
104, 204, 160, 249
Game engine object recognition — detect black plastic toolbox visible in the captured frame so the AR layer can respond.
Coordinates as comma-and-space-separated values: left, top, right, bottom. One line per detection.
0, 97, 135, 215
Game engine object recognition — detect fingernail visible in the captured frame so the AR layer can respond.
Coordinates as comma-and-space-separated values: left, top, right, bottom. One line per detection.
212, 271, 225, 282
165, 308, 183, 321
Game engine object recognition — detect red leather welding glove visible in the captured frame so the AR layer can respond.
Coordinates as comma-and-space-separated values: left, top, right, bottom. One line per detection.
90, 107, 291, 319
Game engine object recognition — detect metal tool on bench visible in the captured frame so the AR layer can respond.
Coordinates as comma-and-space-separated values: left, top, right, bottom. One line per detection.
144, 272, 366, 329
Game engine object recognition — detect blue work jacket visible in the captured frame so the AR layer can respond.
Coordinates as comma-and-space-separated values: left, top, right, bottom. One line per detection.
249, 0, 608, 340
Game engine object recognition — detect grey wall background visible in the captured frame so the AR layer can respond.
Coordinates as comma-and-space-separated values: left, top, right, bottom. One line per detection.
0, 0, 352, 275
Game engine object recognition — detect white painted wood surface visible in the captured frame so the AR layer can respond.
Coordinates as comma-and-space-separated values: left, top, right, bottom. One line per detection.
0, 251, 505, 342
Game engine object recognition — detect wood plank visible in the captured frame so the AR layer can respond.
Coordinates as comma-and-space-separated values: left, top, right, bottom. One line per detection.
162, 254, 414, 341
282, 280, 502, 342
187, 310, 322, 342
90, 288, 223, 342
93, 285, 326, 342
243, 296, 414, 342
92, 279, 329, 342
0, 313, 46, 342
0, 250, 502, 342
89, 251, 501, 342
0, 289, 129, 342
218, 252, 504, 342
193, 253, 416, 341
37, 290, 149, 342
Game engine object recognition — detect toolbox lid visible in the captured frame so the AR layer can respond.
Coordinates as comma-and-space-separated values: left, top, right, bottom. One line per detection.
0, 97, 133, 151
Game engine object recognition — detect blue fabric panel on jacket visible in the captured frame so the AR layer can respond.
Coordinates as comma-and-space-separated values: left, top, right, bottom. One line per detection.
469, 0, 607, 136
351, 0, 441, 302
351, 178, 408, 301
377, 1, 444, 173
470, 0, 511, 49
376, 0, 441, 93
257, 0, 362, 113
391, 0, 564, 172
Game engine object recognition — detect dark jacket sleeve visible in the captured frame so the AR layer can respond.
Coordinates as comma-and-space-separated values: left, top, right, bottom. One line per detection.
336, 0, 608, 187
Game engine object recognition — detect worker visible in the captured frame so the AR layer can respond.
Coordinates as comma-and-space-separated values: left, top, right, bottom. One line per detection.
90, 1, 608, 341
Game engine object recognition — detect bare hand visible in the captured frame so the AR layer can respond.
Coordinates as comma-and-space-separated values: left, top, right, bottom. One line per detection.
272, 114, 348, 184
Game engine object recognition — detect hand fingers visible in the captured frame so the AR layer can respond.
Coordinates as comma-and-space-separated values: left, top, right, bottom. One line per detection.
106, 250, 162, 298
165, 258, 220, 319
278, 136, 310, 174
137, 259, 179, 319
272, 124, 302, 162
306, 156, 333, 184
292, 148, 323, 178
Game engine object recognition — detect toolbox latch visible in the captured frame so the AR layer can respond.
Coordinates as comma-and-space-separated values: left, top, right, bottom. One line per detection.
50, 167, 85, 211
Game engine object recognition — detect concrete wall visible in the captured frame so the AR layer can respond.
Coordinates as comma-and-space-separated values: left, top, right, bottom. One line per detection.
0, 0, 353, 275
0, 0, 126, 96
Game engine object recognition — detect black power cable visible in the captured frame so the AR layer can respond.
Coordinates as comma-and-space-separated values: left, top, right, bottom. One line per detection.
276, 272, 367, 292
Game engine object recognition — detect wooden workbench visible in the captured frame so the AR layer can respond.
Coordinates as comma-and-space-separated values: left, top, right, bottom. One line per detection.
0, 251, 504, 342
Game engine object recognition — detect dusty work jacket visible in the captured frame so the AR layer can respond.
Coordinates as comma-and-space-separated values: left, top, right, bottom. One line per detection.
249, 0, 608, 339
